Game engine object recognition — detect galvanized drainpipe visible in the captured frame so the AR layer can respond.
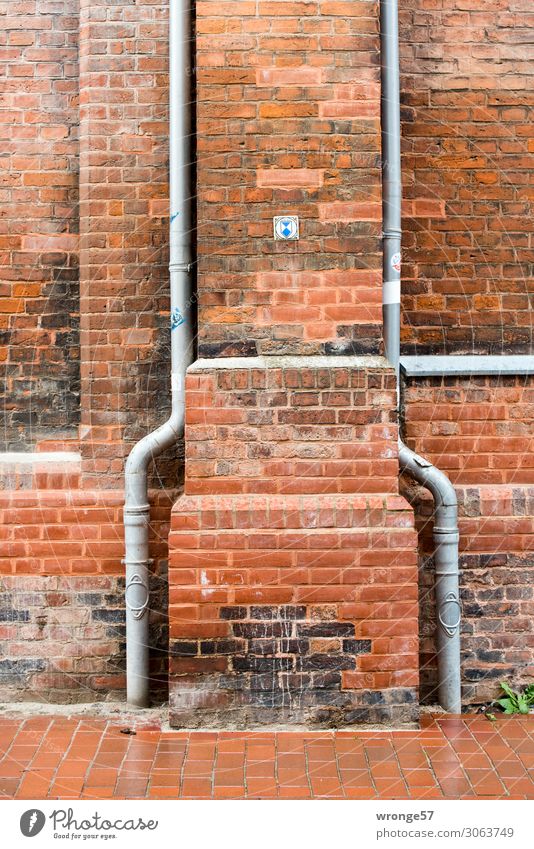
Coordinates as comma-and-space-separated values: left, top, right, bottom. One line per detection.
123, 0, 195, 707
380, 0, 462, 712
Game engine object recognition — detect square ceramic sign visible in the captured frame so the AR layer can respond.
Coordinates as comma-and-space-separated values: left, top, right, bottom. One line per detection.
273, 215, 299, 240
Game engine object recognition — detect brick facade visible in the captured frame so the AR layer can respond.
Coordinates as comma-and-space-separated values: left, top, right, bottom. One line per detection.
78, 0, 176, 485
0, 481, 173, 702
400, 0, 534, 354
402, 374, 534, 706
196, 0, 384, 358
0, 1, 533, 718
0, 0, 79, 450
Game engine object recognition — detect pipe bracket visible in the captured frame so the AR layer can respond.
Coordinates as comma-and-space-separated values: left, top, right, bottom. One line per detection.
438, 591, 462, 638
170, 262, 193, 273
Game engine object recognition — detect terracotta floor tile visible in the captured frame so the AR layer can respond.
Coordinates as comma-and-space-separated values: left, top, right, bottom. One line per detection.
49, 778, 85, 796
410, 788, 444, 799
0, 761, 25, 778
246, 745, 276, 760
30, 752, 64, 769
81, 787, 116, 799
439, 778, 472, 796
403, 769, 436, 787
181, 779, 212, 797
503, 778, 534, 795
186, 744, 216, 760
489, 760, 526, 779
214, 769, 245, 787
372, 779, 409, 797
0, 778, 21, 796
213, 786, 246, 799
0, 714, 533, 800
16, 773, 53, 798
395, 752, 429, 769
148, 787, 180, 798
307, 763, 339, 779
217, 741, 246, 754
310, 778, 344, 797
216, 755, 246, 769
7, 746, 40, 763
246, 778, 278, 797
182, 761, 213, 778
55, 761, 89, 778
345, 787, 377, 799
277, 753, 307, 768
152, 754, 184, 769
85, 768, 118, 787
278, 786, 311, 799
277, 768, 310, 786
340, 770, 375, 789
246, 763, 275, 778
149, 773, 181, 787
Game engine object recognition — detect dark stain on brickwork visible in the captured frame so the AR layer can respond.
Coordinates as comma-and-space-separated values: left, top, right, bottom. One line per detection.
0, 575, 169, 704
169, 605, 415, 727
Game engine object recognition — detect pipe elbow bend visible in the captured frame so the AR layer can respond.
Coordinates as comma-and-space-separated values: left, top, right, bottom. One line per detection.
399, 441, 457, 511
125, 413, 183, 477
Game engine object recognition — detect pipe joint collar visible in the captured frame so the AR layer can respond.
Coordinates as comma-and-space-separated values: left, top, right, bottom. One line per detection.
124, 509, 150, 529
124, 504, 150, 516
433, 528, 460, 544
435, 564, 460, 576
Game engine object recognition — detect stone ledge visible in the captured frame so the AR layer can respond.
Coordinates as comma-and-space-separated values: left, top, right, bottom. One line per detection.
401, 355, 534, 377
189, 355, 391, 372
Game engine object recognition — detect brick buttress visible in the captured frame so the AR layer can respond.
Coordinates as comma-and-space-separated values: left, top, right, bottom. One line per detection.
168, 357, 419, 727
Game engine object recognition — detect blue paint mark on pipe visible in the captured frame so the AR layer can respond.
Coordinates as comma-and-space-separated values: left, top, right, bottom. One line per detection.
171, 307, 185, 330
170, 212, 180, 224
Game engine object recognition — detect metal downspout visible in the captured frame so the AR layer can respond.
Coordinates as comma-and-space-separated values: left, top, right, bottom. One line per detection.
123, 0, 195, 707
380, 0, 462, 713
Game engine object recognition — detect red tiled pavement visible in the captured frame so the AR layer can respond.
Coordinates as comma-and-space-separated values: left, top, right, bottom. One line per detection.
1, 714, 533, 800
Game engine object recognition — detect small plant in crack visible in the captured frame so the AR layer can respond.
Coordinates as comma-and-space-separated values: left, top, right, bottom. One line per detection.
494, 681, 534, 715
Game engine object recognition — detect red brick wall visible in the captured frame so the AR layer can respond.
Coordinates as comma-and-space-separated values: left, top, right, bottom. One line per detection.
403, 375, 534, 706
400, 0, 534, 354
0, 2, 181, 703
196, 0, 384, 357
78, 0, 176, 485
0, 486, 174, 702
0, 575, 127, 702
0, 488, 173, 577
169, 359, 419, 727
0, 0, 80, 449
403, 375, 534, 486
184, 357, 399, 495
